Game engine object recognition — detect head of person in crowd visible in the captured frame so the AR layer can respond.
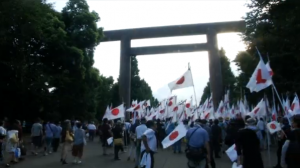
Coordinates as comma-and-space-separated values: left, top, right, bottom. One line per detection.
135, 119, 141, 125
194, 119, 201, 126
146, 120, 156, 131
282, 117, 289, 126
260, 118, 264, 121
199, 119, 207, 126
183, 119, 188, 125
213, 119, 219, 125
76, 122, 82, 129
157, 119, 161, 124
245, 117, 256, 126
235, 118, 245, 129
218, 117, 223, 122
141, 118, 146, 124
103, 118, 108, 124
244, 115, 251, 121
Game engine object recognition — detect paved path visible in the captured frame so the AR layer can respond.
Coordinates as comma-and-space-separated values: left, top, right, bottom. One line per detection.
13, 141, 277, 168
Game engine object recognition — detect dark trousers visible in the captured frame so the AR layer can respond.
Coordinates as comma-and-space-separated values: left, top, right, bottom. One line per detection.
206, 142, 216, 168
0, 142, 3, 160
52, 138, 60, 152
123, 131, 130, 146
276, 140, 285, 165
89, 130, 95, 141
141, 150, 154, 168
114, 145, 122, 159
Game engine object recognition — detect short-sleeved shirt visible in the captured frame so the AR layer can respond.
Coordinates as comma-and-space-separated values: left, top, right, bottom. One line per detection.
136, 124, 147, 140
141, 128, 157, 152
186, 125, 209, 148
31, 123, 43, 137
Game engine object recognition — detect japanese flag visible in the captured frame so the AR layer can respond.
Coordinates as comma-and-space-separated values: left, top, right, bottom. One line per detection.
162, 123, 187, 148
168, 69, 193, 91
267, 121, 281, 134
226, 144, 237, 162
108, 104, 125, 120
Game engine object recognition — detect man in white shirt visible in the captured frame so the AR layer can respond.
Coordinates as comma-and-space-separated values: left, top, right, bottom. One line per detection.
134, 118, 147, 168
141, 120, 157, 168
87, 122, 96, 141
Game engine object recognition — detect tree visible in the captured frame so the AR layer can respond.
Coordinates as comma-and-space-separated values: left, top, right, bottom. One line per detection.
111, 56, 157, 108
242, 0, 300, 99
200, 48, 237, 104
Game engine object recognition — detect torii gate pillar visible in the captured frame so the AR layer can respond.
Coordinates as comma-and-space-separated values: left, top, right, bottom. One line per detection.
119, 36, 131, 109
207, 29, 223, 110
103, 20, 245, 112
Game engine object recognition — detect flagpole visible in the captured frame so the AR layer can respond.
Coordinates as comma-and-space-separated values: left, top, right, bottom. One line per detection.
188, 62, 198, 108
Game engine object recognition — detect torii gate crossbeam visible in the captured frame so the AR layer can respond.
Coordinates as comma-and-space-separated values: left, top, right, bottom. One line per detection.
102, 20, 245, 112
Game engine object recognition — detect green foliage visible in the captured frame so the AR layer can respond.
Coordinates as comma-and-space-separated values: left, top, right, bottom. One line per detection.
111, 56, 158, 108
0, 0, 157, 121
200, 48, 237, 104
234, 0, 300, 105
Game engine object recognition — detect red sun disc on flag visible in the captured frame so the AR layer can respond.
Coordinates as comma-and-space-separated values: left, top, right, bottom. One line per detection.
173, 106, 178, 111
169, 131, 179, 141
168, 101, 173, 106
256, 69, 267, 84
159, 110, 164, 114
270, 123, 277, 130
111, 109, 119, 116
254, 108, 260, 114
186, 103, 190, 108
134, 105, 140, 110
131, 104, 135, 107
176, 76, 185, 84
291, 103, 295, 111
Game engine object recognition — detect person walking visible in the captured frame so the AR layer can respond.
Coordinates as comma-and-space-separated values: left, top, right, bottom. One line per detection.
87, 122, 96, 142
72, 122, 86, 164
236, 117, 264, 168
112, 121, 123, 160
185, 119, 211, 168
140, 120, 157, 168
134, 118, 147, 168
61, 120, 74, 164
30, 118, 43, 155
52, 121, 62, 152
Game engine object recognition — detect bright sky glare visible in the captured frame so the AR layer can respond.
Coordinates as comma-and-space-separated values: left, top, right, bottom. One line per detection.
50, 0, 250, 104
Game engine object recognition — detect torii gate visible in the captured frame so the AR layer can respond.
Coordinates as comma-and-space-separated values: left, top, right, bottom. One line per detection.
102, 20, 245, 111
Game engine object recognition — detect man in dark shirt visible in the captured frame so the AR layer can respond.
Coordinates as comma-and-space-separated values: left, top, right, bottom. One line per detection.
112, 121, 123, 160
211, 119, 221, 158
101, 118, 112, 155
236, 118, 264, 168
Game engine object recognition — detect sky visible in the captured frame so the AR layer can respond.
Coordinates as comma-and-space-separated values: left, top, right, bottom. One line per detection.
50, 0, 250, 104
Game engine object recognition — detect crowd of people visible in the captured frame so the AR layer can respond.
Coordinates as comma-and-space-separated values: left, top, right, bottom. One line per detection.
0, 114, 300, 168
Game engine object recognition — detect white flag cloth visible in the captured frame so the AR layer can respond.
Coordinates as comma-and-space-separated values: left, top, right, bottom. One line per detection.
267, 121, 281, 134
162, 123, 187, 148
232, 162, 243, 168
168, 69, 193, 91
246, 59, 272, 92
226, 144, 237, 162
140, 152, 151, 168
107, 137, 113, 145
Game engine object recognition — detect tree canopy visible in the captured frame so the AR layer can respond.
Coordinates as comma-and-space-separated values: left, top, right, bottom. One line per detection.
0, 0, 157, 121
